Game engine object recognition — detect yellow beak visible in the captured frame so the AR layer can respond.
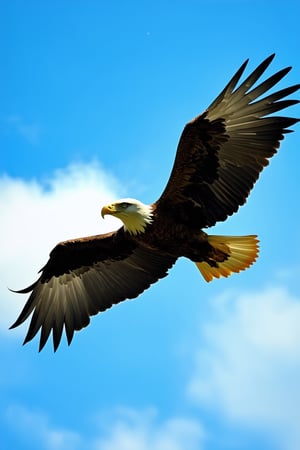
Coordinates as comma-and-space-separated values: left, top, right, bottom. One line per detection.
101, 204, 115, 219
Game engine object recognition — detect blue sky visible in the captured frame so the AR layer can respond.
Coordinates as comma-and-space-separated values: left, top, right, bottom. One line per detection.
1, 1, 300, 449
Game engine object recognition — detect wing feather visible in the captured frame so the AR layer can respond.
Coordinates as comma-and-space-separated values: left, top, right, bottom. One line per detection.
10, 229, 175, 351
156, 55, 299, 228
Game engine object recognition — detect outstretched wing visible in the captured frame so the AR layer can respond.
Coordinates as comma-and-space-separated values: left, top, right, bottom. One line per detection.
156, 54, 299, 228
10, 229, 176, 351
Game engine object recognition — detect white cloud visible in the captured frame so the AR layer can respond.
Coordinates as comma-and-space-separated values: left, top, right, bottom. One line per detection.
93, 407, 204, 450
187, 285, 300, 450
5, 404, 205, 450
0, 162, 123, 332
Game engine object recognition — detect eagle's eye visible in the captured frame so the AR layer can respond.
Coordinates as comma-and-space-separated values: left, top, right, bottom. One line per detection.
119, 202, 131, 209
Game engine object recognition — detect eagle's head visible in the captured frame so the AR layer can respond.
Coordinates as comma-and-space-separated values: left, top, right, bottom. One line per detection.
101, 198, 153, 235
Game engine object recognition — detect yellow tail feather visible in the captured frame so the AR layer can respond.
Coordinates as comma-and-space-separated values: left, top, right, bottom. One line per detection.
195, 235, 259, 282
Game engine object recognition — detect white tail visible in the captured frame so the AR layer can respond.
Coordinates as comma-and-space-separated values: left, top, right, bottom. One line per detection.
195, 235, 259, 282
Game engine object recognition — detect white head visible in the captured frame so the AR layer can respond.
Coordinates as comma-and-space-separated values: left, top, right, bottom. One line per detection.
101, 198, 153, 235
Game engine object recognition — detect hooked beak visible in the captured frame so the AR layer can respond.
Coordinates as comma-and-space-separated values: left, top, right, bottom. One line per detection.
101, 204, 115, 219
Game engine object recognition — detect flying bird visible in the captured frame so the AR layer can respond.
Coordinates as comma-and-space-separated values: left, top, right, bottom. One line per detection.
10, 54, 299, 351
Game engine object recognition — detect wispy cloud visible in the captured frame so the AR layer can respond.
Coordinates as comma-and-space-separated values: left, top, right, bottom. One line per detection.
93, 407, 205, 450
5, 404, 205, 450
5, 115, 41, 145
187, 285, 300, 450
5, 404, 81, 450
0, 162, 123, 333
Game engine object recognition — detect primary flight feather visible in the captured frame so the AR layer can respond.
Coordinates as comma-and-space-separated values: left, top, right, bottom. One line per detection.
10, 54, 299, 351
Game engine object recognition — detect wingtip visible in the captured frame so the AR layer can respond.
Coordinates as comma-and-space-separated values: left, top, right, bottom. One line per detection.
8, 280, 39, 295
23, 335, 31, 347
263, 53, 276, 66
52, 336, 62, 353
9, 317, 24, 330
39, 341, 46, 353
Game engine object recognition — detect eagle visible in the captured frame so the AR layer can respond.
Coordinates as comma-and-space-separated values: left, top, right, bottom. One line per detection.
10, 54, 299, 351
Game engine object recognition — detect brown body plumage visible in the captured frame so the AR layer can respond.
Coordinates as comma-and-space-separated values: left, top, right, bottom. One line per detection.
10, 54, 299, 351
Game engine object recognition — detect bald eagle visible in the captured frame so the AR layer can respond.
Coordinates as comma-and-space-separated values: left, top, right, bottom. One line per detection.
11, 54, 299, 351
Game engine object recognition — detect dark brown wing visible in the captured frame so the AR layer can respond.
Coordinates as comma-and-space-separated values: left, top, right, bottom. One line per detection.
10, 229, 176, 351
156, 54, 299, 228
